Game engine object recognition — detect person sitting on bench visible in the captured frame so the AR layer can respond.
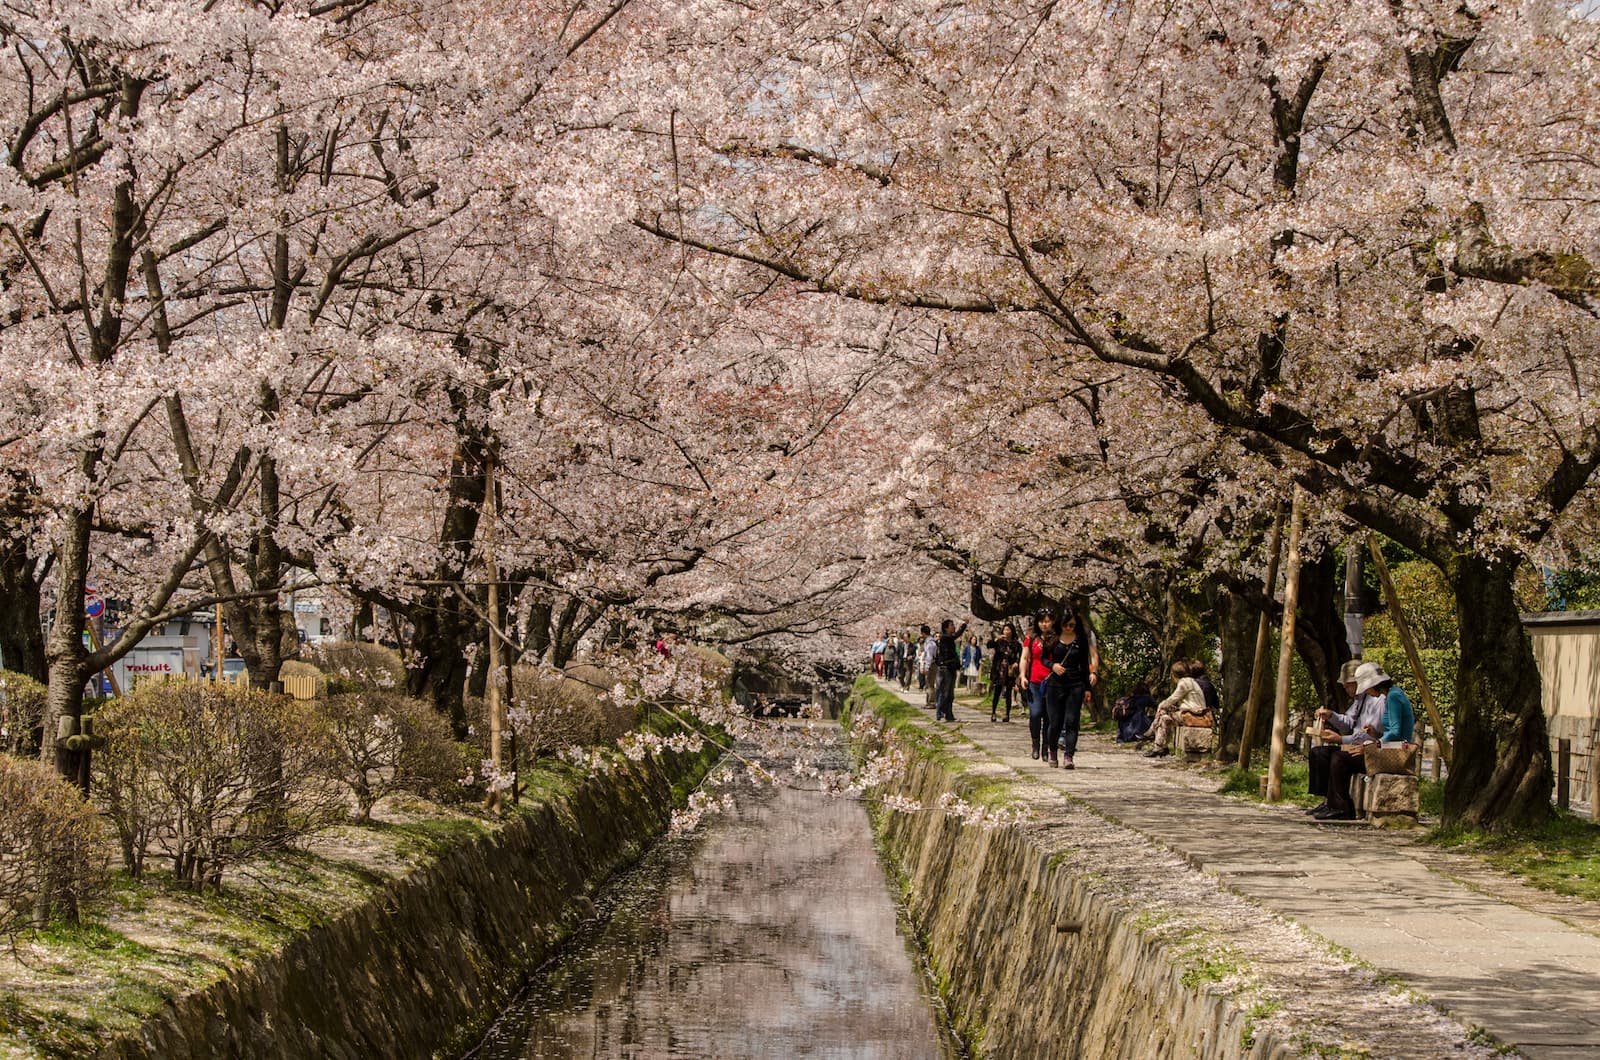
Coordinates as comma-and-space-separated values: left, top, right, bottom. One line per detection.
1140, 660, 1208, 758
1320, 663, 1414, 821
1306, 660, 1383, 817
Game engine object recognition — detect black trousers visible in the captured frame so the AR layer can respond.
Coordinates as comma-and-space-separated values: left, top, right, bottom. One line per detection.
1308, 744, 1341, 797
990, 677, 1013, 717
1044, 680, 1087, 756
1327, 749, 1369, 813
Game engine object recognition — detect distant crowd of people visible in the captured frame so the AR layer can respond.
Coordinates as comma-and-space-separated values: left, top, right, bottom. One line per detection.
869, 614, 1417, 817
871, 606, 1100, 768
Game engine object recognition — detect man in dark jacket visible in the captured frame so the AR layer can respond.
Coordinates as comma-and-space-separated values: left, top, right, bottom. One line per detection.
933, 618, 967, 721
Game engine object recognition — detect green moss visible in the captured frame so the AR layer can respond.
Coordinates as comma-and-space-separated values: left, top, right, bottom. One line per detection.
1241, 997, 1283, 1048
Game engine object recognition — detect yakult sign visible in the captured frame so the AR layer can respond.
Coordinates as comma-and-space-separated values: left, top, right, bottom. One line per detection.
111, 648, 188, 691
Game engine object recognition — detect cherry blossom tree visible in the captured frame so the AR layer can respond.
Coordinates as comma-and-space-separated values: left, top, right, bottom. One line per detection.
644, 0, 1600, 828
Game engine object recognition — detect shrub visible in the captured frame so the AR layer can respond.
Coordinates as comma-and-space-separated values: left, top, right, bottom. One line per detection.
92, 684, 342, 890
0, 671, 47, 756
0, 755, 107, 932
301, 640, 406, 694
318, 690, 464, 819
506, 662, 642, 760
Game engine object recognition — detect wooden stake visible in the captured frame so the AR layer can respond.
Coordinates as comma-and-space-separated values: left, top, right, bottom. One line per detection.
1266, 487, 1306, 802
1238, 504, 1287, 770
1367, 538, 1452, 764
84, 623, 121, 698
483, 458, 503, 806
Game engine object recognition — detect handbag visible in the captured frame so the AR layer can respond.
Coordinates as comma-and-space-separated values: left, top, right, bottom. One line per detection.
1363, 743, 1418, 774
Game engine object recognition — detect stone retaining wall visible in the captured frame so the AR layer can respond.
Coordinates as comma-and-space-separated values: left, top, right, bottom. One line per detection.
870, 749, 1290, 1060
849, 690, 1491, 1060
98, 745, 719, 1060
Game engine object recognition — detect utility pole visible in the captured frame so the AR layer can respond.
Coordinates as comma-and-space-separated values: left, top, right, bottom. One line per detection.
1344, 538, 1364, 659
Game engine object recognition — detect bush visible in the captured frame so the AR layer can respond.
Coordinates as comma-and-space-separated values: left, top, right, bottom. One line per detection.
301, 640, 406, 694
92, 684, 342, 890
512, 662, 642, 759
0, 755, 107, 932
319, 690, 465, 819
0, 671, 47, 756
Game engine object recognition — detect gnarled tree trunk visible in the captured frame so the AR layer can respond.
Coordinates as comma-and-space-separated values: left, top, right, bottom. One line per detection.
1445, 551, 1551, 831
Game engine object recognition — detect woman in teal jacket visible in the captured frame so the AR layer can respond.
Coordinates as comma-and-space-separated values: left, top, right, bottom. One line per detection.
1362, 670, 1416, 745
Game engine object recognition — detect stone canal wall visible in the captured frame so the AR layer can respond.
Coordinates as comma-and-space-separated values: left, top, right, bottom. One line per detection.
848, 687, 1485, 1060
98, 745, 719, 1060
868, 749, 1291, 1060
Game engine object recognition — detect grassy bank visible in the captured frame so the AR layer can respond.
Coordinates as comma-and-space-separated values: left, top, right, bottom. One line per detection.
1427, 814, 1600, 903
0, 733, 717, 1059
845, 675, 1024, 811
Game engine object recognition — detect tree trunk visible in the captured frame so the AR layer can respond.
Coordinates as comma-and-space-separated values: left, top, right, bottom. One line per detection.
40, 505, 93, 782
1445, 551, 1552, 831
1157, 582, 1210, 675
1213, 586, 1265, 762
0, 536, 46, 680
1290, 550, 1351, 715
406, 603, 472, 738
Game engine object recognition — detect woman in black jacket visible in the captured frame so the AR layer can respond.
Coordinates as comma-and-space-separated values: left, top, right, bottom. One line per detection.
1039, 608, 1096, 768
986, 624, 1020, 722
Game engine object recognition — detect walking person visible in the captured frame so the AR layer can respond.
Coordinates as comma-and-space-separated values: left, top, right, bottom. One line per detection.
1019, 612, 1053, 758
872, 634, 886, 677
898, 634, 917, 690
987, 624, 1020, 722
884, 632, 900, 682
1039, 607, 1094, 769
933, 618, 967, 721
920, 625, 937, 704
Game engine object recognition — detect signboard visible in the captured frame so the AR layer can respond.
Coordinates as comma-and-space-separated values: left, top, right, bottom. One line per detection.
111, 647, 190, 691
85, 593, 105, 619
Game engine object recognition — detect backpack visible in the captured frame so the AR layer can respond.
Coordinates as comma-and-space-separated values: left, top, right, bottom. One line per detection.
1195, 675, 1220, 714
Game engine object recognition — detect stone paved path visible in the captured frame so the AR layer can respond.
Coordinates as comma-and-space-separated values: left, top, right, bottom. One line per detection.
881, 679, 1600, 1059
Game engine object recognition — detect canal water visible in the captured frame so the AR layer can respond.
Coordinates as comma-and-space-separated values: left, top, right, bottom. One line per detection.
467, 755, 961, 1059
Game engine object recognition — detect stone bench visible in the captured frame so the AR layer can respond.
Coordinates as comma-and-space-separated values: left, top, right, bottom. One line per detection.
1352, 772, 1420, 828
1175, 723, 1214, 759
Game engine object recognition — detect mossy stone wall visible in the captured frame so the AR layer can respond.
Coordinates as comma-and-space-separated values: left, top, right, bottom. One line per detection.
97, 746, 718, 1060
845, 689, 1292, 1060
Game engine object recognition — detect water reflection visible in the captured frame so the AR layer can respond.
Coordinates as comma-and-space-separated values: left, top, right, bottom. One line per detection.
471, 771, 959, 1059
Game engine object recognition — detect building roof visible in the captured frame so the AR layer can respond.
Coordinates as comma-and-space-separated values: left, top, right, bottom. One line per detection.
1521, 609, 1600, 629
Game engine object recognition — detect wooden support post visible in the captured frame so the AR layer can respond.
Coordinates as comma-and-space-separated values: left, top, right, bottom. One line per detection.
1367, 539, 1452, 765
1238, 504, 1286, 770
1590, 723, 1600, 819
84, 623, 121, 698
483, 458, 504, 807
1557, 738, 1571, 811
1267, 487, 1306, 803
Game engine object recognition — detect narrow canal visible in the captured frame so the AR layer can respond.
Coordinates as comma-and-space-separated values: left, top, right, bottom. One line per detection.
468, 749, 961, 1059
